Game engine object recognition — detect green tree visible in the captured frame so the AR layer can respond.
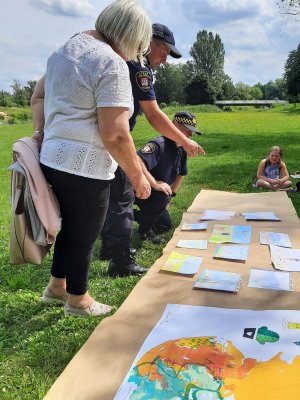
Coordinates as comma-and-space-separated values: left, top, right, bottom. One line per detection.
24, 80, 37, 105
284, 42, 300, 102
154, 63, 186, 104
0, 90, 14, 107
249, 85, 263, 100
11, 80, 27, 107
188, 30, 225, 104
220, 75, 236, 100
234, 82, 252, 100
279, 0, 300, 15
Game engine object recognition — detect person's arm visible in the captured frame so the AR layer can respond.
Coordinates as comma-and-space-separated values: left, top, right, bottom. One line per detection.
31, 76, 45, 146
138, 157, 172, 195
279, 162, 290, 183
98, 107, 150, 199
170, 175, 184, 195
139, 100, 205, 157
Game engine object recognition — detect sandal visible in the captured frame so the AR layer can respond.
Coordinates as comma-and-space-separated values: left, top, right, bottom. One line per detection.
64, 300, 112, 317
41, 286, 67, 305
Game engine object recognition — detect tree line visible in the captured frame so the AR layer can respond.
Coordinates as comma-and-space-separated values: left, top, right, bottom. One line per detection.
1, 32, 299, 108
154, 31, 300, 105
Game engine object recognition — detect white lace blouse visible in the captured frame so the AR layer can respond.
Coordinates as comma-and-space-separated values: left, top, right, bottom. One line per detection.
40, 33, 133, 180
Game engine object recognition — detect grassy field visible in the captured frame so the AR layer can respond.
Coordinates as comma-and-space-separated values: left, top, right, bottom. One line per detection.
0, 105, 300, 399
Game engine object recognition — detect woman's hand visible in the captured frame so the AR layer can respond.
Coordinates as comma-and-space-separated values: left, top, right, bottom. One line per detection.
131, 174, 151, 200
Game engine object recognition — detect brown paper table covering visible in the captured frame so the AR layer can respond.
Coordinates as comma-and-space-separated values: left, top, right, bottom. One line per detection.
45, 190, 300, 400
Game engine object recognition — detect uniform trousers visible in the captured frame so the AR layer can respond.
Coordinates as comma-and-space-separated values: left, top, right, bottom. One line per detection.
134, 190, 172, 234
41, 164, 110, 295
101, 167, 135, 251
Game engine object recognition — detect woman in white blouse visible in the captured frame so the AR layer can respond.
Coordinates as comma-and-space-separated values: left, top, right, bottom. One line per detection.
31, 0, 152, 317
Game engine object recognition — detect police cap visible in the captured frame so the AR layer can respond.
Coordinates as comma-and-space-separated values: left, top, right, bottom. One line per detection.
152, 23, 182, 59
173, 111, 202, 135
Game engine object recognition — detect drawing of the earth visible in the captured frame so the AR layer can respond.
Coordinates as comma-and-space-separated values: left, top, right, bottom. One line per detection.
127, 336, 300, 399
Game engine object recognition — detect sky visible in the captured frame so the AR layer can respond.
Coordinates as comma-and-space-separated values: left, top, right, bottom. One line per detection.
1, 0, 299, 93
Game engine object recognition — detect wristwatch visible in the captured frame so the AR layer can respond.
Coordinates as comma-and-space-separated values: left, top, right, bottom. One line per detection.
35, 130, 44, 136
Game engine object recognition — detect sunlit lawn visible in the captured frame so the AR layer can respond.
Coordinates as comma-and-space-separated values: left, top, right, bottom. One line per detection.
0, 105, 299, 399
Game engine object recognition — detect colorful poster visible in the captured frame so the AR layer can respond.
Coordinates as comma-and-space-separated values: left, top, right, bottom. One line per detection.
176, 239, 207, 250
214, 245, 249, 261
199, 209, 235, 220
160, 251, 203, 275
194, 269, 242, 292
114, 304, 300, 399
209, 224, 251, 244
270, 245, 300, 272
248, 268, 292, 291
242, 212, 280, 221
260, 232, 292, 248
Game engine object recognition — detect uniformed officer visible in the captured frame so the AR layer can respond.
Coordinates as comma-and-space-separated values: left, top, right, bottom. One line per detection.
134, 111, 202, 241
100, 24, 205, 277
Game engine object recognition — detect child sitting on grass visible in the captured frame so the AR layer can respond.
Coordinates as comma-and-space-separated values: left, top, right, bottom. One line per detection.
255, 146, 292, 190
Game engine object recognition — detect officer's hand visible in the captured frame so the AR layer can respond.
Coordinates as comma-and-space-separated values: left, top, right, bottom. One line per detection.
132, 174, 151, 200
154, 181, 172, 195
183, 139, 206, 157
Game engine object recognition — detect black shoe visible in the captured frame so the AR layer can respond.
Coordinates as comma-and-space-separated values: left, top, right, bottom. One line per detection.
99, 246, 137, 261
139, 229, 165, 245
108, 248, 148, 277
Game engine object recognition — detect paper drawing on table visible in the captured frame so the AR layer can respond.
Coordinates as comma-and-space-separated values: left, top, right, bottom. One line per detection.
181, 222, 208, 231
199, 209, 235, 220
260, 232, 292, 248
114, 304, 300, 400
248, 268, 292, 291
194, 268, 242, 292
242, 212, 280, 221
176, 239, 207, 250
209, 224, 251, 244
270, 245, 300, 272
160, 251, 203, 275
214, 244, 249, 261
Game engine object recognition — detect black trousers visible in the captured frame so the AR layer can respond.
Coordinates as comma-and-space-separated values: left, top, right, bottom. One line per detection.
41, 164, 110, 295
134, 190, 171, 234
100, 167, 135, 251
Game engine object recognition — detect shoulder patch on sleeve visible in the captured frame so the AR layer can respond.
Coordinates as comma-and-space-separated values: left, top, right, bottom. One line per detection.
141, 142, 156, 154
135, 71, 152, 92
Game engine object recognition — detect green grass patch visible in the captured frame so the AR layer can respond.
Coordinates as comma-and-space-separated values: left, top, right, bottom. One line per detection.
0, 107, 300, 399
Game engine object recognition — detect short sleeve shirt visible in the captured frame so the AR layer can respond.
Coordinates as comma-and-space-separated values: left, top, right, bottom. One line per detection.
137, 137, 188, 185
127, 59, 156, 131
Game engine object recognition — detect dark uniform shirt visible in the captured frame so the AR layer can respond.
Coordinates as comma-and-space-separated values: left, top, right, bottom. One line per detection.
127, 59, 156, 131
137, 136, 188, 186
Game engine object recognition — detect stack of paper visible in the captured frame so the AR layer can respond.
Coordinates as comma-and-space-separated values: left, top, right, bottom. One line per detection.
160, 251, 203, 275
176, 240, 207, 250
260, 232, 292, 248
248, 268, 292, 291
242, 212, 280, 221
199, 209, 235, 221
270, 245, 300, 272
194, 269, 242, 292
181, 222, 208, 231
214, 245, 249, 261
209, 224, 251, 244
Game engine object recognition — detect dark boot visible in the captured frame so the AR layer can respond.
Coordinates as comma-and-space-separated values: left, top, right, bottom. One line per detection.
99, 245, 137, 261
139, 229, 165, 245
108, 248, 148, 277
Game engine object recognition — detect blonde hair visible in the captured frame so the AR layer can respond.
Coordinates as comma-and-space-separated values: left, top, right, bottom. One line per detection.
95, 0, 152, 65
266, 146, 283, 166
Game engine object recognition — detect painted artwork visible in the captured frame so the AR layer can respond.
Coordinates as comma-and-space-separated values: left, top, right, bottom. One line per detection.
194, 269, 242, 292
181, 223, 208, 231
176, 239, 208, 250
114, 304, 300, 399
270, 245, 300, 272
199, 209, 235, 221
209, 224, 251, 244
160, 251, 203, 275
214, 245, 249, 261
242, 211, 280, 221
259, 232, 292, 248
248, 268, 292, 291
